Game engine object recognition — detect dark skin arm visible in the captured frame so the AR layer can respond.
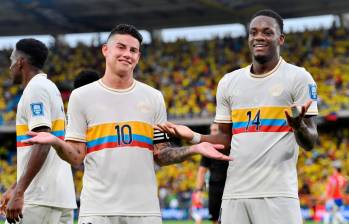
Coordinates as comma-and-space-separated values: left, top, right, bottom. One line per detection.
155, 122, 232, 154
6, 126, 51, 223
285, 100, 318, 151
153, 122, 232, 166
22, 131, 87, 167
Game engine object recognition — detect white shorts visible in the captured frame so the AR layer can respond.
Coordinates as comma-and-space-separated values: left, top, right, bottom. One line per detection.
78, 215, 162, 224
5, 204, 73, 224
219, 197, 302, 224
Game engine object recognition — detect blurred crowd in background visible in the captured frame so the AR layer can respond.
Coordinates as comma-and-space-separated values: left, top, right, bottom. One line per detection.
0, 24, 349, 220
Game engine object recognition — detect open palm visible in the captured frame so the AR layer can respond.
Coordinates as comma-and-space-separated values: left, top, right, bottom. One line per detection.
191, 142, 232, 161
22, 131, 57, 145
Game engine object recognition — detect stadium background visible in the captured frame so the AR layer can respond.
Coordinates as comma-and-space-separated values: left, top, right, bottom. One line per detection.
0, 0, 349, 223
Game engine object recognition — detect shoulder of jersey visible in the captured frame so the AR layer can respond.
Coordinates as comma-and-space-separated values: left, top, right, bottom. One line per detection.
284, 61, 308, 74
136, 81, 163, 96
28, 76, 56, 90
221, 67, 247, 82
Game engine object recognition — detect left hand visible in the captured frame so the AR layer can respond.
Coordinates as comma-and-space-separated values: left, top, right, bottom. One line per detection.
6, 191, 24, 224
284, 100, 312, 130
190, 142, 232, 161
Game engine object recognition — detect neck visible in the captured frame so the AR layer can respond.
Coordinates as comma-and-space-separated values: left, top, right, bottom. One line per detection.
102, 68, 134, 89
251, 55, 280, 75
23, 69, 42, 87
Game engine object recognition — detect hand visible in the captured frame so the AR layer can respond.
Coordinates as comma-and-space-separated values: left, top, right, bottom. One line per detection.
22, 131, 57, 145
0, 188, 14, 216
6, 191, 23, 224
190, 142, 232, 161
155, 122, 194, 141
284, 100, 312, 131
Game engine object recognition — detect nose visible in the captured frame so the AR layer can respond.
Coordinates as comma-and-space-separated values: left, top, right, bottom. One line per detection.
122, 49, 132, 59
253, 32, 265, 41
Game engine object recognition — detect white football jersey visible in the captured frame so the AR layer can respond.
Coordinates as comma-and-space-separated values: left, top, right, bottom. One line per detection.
16, 73, 76, 208
65, 80, 166, 216
215, 58, 318, 199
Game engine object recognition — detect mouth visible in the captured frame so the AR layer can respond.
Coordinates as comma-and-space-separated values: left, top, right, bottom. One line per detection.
253, 43, 268, 51
118, 59, 132, 65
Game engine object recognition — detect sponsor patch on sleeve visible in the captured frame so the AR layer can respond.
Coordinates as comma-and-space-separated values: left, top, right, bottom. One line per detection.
30, 102, 44, 116
308, 84, 317, 100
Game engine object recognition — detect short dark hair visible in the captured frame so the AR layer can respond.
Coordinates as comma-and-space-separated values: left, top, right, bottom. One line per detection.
15, 38, 48, 69
251, 9, 284, 34
74, 69, 100, 89
107, 24, 143, 45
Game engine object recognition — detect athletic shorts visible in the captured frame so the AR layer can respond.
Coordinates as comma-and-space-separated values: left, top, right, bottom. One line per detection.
208, 185, 224, 221
219, 197, 302, 224
5, 204, 73, 224
78, 215, 162, 224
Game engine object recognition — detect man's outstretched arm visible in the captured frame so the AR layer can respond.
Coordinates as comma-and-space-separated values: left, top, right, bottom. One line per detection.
22, 131, 86, 166
153, 141, 231, 167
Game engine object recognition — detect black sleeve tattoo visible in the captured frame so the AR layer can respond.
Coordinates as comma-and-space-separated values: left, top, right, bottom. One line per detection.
154, 142, 193, 166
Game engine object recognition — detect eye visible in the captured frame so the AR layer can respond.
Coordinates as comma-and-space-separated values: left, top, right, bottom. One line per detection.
130, 48, 139, 54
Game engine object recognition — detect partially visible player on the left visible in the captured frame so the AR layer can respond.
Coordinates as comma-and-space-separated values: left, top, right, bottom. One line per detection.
0, 38, 76, 224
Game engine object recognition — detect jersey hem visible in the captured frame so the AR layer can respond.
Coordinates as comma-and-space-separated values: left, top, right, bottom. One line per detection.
79, 212, 161, 217
24, 200, 77, 209
30, 122, 52, 131
222, 193, 298, 199
65, 135, 87, 142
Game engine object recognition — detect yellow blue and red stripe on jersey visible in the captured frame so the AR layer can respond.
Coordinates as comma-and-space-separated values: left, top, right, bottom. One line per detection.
86, 121, 154, 154
16, 119, 65, 147
232, 107, 292, 135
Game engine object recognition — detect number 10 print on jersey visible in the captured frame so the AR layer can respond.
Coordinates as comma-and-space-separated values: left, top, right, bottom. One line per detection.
86, 121, 154, 154
232, 107, 292, 135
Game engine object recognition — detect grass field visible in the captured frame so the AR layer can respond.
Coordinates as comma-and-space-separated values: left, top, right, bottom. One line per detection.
0, 220, 321, 224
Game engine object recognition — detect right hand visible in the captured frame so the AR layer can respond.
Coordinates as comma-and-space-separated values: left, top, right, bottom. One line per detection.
22, 131, 57, 145
6, 191, 24, 224
0, 188, 14, 216
155, 122, 194, 141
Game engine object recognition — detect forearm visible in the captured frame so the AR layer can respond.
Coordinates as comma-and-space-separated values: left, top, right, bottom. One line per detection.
52, 138, 85, 166
15, 144, 50, 195
294, 120, 318, 151
155, 145, 195, 166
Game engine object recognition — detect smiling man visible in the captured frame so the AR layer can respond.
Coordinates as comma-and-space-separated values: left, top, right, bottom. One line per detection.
155, 9, 319, 224
22, 24, 231, 224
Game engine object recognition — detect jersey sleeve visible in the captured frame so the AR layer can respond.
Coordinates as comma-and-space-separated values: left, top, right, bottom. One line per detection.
154, 91, 167, 124
153, 91, 169, 144
292, 69, 318, 116
65, 90, 87, 142
214, 76, 231, 123
25, 84, 52, 131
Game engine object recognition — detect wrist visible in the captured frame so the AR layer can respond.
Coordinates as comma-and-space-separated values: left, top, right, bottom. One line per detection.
13, 188, 24, 197
190, 132, 201, 144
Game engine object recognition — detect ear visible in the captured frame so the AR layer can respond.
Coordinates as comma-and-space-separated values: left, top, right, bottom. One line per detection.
279, 33, 285, 46
135, 51, 141, 63
102, 44, 108, 57
18, 57, 25, 70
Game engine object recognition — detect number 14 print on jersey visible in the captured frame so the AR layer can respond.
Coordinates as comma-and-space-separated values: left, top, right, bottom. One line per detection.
231, 107, 292, 135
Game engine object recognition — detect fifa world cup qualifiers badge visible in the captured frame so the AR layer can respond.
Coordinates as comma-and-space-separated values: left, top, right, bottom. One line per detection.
30, 102, 44, 116
308, 84, 317, 100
